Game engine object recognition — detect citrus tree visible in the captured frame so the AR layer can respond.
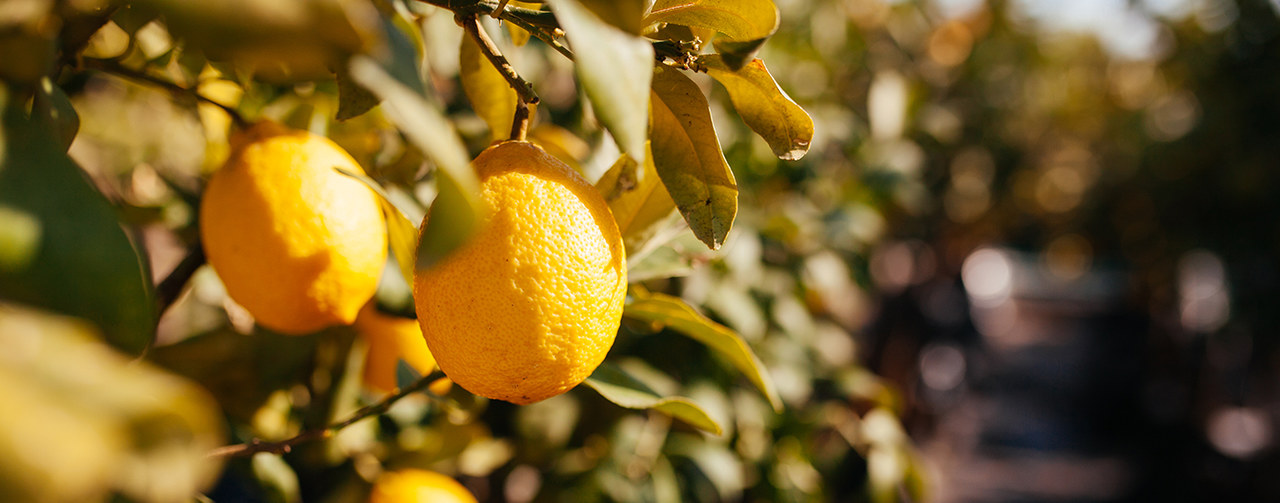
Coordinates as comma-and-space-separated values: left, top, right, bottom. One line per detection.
0, 0, 923, 501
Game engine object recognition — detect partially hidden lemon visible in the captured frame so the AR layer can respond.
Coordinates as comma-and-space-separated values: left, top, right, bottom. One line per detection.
200, 121, 387, 335
354, 304, 436, 394
413, 141, 626, 405
368, 469, 476, 503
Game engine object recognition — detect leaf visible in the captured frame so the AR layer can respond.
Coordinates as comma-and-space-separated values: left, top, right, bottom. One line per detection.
335, 67, 379, 120
583, 362, 723, 435
624, 289, 782, 412
553, 0, 653, 168
643, 0, 779, 70
333, 168, 419, 286
0, 88, 154, 355
31, 78, 79, 151
460, 28, 518, 141
649, 66, 737, 250
347, 56, 484, 271
702, 55, 813, 160
595, 143, 677, 250
395, 359, 423, 392
580, 0, 648, 34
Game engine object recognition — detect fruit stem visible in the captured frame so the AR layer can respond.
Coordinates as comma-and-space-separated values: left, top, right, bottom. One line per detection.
459, 14, 540, 106
510, 99, 531, 141
81, 57, 250, 129
208, 370, 448, 458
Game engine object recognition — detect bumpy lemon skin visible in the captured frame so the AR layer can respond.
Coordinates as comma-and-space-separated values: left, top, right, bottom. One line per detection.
200, 122, 387, 335
413, 141, 627, 405
368, 469, 476, 503
354, 304, 436, 394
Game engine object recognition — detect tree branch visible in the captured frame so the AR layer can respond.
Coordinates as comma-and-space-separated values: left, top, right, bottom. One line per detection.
209, 370, 448, 458
81, 58, 249, 128
154, 243, 206, 317
459, 14, 540, 105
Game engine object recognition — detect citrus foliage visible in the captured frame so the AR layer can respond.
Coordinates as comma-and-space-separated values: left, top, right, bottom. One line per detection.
0, 0, 922, 501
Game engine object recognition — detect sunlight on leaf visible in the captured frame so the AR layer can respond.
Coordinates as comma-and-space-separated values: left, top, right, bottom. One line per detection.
644, 0, 779, 69
553, 0, 653, 168
348, 56, 483, 271
460, 26, 519, 141
584, 362, 724, 435
333, 168, 419, 285
624, 289, 783, 412
595, 142, 677, 253
702, 55, 813, 160
649, 66, 737, 250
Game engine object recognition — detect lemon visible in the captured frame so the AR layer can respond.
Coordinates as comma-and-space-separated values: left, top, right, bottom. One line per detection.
200, 121, 386, 335
368, 469, 476, 503
413, 141, 626, 405
354, 304, 436, 394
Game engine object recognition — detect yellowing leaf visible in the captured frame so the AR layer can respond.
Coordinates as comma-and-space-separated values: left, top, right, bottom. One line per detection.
580, 0, 648, 34
553, 0, 652, 167
583, 362, 723, 435
624, 289, 782, 412
649, 66, 737, 250
460, 29, 519, 141
702, 55, 813, 160
347, 56, 484, 270
596, 143, 677, 251
644, 0, 779, 69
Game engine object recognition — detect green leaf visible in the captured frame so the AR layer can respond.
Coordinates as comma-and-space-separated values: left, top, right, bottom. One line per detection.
395, 359, 422, 393
644, 0, 779, 70
583, 362, 723, 435
0, 87, 154, 355
595, 142, 677, 252
702, 55, 813, 160
553, 0, 653, 168
347, 56, 484, 271
624, 289, 782, 412
649, 66, 737, 250
332, 168, 419, 286
460, 26, 518, 142
31, 78, 79, 152
252, 453, 301, 503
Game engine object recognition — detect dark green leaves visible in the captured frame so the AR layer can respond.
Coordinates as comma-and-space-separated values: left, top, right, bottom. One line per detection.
0, 87, 155, 355
650, 67, 737, 250
702, 55, 813, 160
554, 0, 653, 168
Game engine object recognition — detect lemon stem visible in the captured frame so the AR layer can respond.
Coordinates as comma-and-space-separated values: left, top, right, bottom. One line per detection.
510, 100, 531, 141
208, 370, 448, 458
459, 14, 540, 106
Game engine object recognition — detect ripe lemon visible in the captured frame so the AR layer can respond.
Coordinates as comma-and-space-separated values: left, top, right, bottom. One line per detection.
413, 141, 627, 405
354, 304, 436, 394
200, 121, 386, 335
368, 468, 476, 503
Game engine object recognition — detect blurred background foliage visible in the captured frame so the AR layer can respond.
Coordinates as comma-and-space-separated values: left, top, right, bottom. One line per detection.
3, 0, 1280, 501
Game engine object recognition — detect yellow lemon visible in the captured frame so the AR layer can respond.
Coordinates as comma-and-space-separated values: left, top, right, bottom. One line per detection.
368, 469, 476, 503
200, 121, 386, 334
413, 141, 626, 405
354, 304, 436, 394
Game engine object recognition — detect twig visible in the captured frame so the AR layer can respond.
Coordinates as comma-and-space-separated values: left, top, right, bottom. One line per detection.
81, 58, 249, 128
209, 370, 447, 458
459, 14, 540, 105
418, 0, 559, 30
503, 14, 575, 60
491, 0, 511, 19
154, 243, 206, 317
510, 100, 531, 141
